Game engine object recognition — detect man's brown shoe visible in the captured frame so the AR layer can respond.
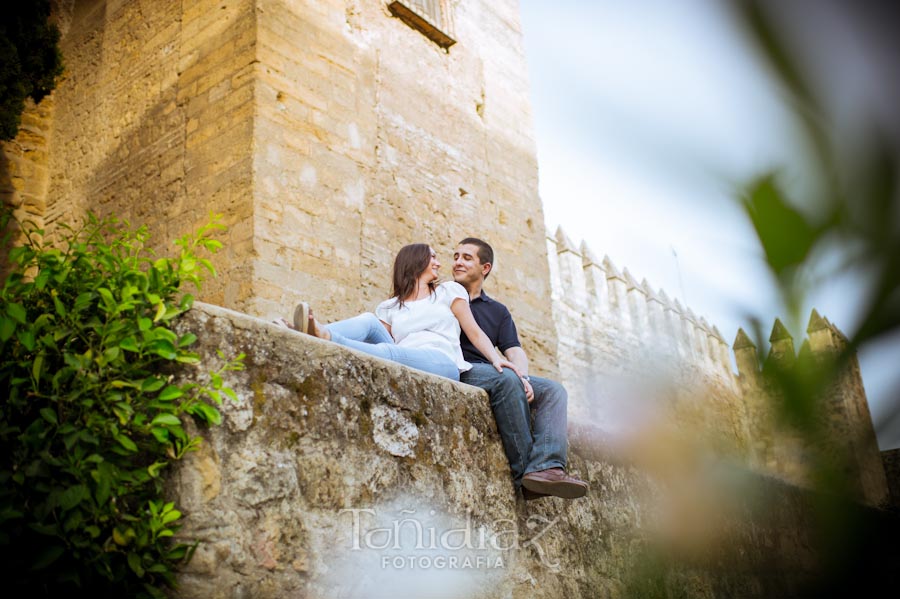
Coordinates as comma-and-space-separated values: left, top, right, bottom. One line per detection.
522, 468, 588, 499
521, 487, 549, 501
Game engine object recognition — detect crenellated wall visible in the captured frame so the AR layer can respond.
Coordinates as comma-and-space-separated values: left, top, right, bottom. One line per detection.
546, 226, 889, 508
546, 227, 746, 455
732, 311, 890, 506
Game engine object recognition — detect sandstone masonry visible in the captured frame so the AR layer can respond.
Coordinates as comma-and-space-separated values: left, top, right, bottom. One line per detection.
1, 0, 558, 374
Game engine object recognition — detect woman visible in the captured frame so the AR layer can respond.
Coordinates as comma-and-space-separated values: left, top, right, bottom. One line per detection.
283, 243, 518, 381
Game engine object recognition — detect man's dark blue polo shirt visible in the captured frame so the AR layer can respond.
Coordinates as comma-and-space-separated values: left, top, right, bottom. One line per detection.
460, 291, 521, 363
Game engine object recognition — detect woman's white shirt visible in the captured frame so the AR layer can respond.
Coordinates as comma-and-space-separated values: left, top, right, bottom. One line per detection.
375, 281, 472, 372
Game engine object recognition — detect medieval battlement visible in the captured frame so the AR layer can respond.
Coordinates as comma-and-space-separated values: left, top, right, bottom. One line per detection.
546, 226, 735, 389
545, 225, 889, 506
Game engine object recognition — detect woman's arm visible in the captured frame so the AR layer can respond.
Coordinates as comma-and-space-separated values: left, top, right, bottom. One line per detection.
451, 298, 521, 375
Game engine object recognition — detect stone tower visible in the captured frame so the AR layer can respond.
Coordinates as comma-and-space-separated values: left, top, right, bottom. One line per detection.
1, 0, 559, 373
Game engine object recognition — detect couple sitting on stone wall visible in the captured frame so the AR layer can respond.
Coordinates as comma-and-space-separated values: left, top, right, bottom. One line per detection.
277, 238, 587, 501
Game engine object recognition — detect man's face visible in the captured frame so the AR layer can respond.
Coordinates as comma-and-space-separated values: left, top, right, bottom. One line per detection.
453, 244, 490, 288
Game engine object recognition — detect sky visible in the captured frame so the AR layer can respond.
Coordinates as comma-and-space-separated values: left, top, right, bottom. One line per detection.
519, 0, 900, 449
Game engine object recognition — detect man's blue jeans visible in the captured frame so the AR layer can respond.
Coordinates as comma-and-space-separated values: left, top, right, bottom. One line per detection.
460, 364, 568, 488
326, 313, 460, 380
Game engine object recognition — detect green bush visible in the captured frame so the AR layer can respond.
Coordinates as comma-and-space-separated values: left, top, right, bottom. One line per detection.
0, 212, 243, 596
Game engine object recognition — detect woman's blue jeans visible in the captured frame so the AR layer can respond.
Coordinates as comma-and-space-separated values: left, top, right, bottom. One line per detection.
326, 313, 460, 381
460, 364, 568, 488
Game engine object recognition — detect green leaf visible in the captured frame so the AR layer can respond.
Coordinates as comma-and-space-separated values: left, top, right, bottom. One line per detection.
16, 329, 35, 351
119, 336, 140, 352
742, 176, 822, 276
150, 414, 181, 427
114, 433, 138, 452
0, 317, 16, 342
6, 302, 27, 324
93, 462, 113, 506
102, 346, 121, 363
177, 333, 198, 348
113, 527, 135, 546
157, 385, 184, 401
63, 509, 84, 532
161, 508, 182, 525
141, 376, 166, 392
63, 429, 81, 450
73, 291, 94, 312
32, 353, 44, 384
138, 317, 152, 331
39, 407, 57, 425
150, 428, 169, 443
152, 327, 178, 343
112, 402, 133, 425
58, 484, 89, 511
110, 380, 139, 389
97, 287, 116, 312
180, 257, 196, 273
199, 258, 217, 276
53, 295, 66, 318
148, 338, 176, 359
153, 302, 166, 322
128, 552, 145, 577
33, 312, 53, 331
192, 402, 222, 425
175, 352, 201, 364
33, 270, 50, 290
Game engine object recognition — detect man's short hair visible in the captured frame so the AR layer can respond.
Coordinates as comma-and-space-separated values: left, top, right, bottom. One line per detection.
458, 237, 494, 278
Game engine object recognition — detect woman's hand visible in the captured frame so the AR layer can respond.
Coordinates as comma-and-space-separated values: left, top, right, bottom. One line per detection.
492, 357, 521, 376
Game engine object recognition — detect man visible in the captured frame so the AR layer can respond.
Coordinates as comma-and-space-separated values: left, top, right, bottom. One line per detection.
452, 238, 588, 500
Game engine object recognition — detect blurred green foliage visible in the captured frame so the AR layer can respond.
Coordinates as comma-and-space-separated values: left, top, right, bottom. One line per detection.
736, 0, 899, 353
734, 0, 900, 596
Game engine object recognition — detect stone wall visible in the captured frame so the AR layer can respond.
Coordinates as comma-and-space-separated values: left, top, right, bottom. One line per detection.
546, 228, 890, 508
165, 302, 893, 598
0, 94, 56, 281
546, 227, 749, 459
2, 0, 558, 375
33, 0, 257, 308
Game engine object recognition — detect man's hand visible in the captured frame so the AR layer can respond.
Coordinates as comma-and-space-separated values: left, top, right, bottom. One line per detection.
522, 377, 534, 403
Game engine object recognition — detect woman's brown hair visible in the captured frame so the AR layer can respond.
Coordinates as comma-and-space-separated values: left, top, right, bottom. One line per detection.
391, 243, 435, 308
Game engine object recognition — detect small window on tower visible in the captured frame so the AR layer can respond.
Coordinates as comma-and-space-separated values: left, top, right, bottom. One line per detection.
388, 0, 456, 49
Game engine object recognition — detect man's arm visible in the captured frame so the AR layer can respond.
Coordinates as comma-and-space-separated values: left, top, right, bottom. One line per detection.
503, 346, 529, 376
503, 346, 534, 402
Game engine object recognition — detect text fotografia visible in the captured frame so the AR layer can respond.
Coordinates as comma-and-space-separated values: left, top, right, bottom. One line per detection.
382, 555, 503, 570
339, 508, 561, 570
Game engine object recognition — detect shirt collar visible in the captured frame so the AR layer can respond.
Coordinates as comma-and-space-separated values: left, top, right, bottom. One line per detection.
472, 290, 494, 303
